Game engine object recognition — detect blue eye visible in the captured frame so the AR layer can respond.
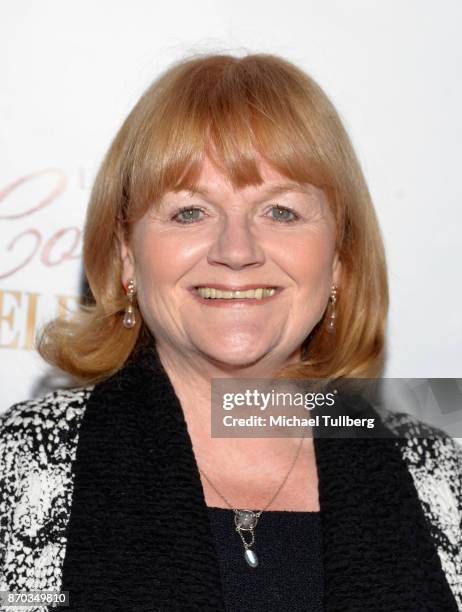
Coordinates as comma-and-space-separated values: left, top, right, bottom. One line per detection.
172, 205, 300, 224
270, 206, 299, 223
173, 207, 203, 223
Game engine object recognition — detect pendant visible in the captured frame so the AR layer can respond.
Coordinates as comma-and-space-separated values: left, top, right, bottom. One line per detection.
234, 509, 259, 531
234, 509, 260, 568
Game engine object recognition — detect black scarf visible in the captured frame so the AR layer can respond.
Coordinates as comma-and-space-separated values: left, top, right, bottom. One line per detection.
61, 341, 458, 611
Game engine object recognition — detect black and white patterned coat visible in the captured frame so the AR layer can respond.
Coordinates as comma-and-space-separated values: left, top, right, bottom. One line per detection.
0, 370, 461, 611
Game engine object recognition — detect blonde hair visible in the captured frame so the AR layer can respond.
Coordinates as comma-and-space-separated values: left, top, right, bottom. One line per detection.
38, 52, 388, 383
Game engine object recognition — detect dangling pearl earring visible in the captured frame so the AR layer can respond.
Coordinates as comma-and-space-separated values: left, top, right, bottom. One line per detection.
123, 279, 137, 329
326, 285, 337, 334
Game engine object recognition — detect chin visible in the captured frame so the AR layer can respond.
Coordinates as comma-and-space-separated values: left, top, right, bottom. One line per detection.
197, 342, 271, 370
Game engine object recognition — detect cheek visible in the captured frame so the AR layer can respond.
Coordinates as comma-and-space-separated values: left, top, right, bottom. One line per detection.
135, 233, 191, 285
280, 231, 336, 288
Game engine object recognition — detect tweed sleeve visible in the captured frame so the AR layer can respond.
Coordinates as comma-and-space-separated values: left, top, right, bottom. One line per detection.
379, 409, 462, 610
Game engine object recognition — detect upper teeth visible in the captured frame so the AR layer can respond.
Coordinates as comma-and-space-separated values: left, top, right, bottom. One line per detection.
196, 287, 277, 299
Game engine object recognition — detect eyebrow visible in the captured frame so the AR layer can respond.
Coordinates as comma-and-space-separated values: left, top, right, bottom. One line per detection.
184, 182, 312, 198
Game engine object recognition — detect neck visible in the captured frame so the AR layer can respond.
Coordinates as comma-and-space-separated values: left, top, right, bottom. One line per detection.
153, 340, 314, 473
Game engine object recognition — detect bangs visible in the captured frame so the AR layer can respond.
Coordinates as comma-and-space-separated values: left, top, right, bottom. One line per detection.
120, 54, 337, 227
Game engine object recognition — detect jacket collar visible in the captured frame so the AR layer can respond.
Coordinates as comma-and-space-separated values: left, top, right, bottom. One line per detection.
61, 339, 458, 611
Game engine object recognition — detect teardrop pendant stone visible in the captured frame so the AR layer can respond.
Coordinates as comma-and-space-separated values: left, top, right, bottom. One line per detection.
326, 319, 335, 334
123, 310, 136, 329
244, 548, 258, 568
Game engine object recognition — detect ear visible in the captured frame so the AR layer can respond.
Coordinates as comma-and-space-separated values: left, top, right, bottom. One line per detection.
117, 226, 136, 288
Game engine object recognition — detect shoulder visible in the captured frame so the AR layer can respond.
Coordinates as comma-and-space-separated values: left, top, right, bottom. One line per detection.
378, 408, 461, 507
378, 408, 462, 606
0, 386, 93, 433
0, 386, 94, 468
0, 384, 94, 499
0, 385, 94, 508
378, 408, 462, 480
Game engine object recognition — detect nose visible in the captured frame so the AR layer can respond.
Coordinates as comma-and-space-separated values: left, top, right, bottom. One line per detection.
206, 214, 265, 270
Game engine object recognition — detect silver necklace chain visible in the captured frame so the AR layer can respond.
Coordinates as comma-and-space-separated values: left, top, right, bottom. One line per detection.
198, 429, 309, 568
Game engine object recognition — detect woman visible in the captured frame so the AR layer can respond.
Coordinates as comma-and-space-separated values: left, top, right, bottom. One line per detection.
0, 53, 460, 612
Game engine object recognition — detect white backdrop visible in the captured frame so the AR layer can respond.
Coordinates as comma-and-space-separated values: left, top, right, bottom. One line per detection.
1, 0, 461, 414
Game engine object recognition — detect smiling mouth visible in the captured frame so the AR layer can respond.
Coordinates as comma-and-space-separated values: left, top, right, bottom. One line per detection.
195, 287, 278, 300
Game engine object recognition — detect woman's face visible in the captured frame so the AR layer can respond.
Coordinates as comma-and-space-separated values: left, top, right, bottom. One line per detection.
121, 157, 341, 369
